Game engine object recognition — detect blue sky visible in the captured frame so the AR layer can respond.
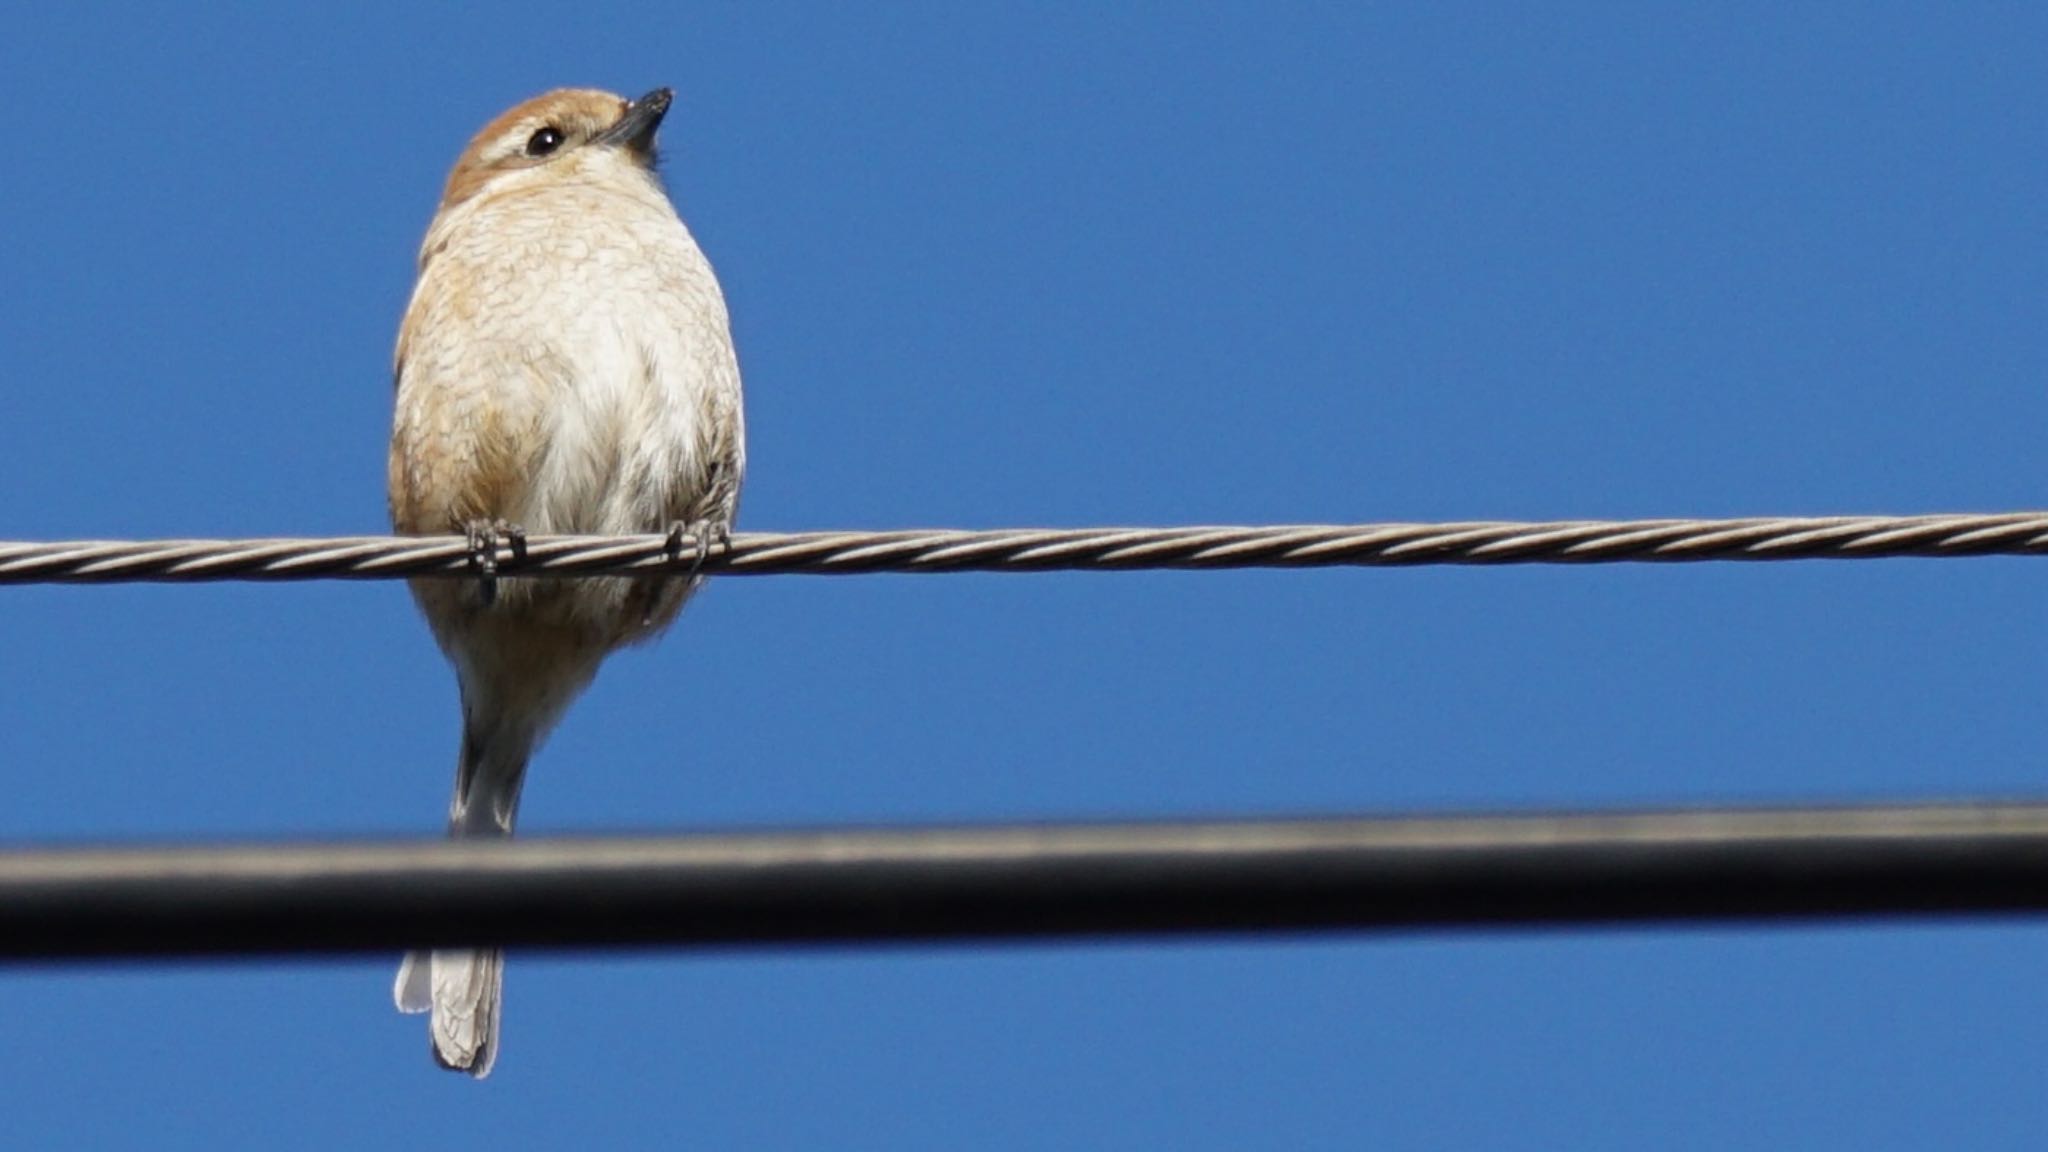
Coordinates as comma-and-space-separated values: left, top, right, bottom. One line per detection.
1, 3, 2044, 1147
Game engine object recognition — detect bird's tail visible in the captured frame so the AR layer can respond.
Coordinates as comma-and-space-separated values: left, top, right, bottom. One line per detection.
394, 947, 504, 1075
395, 716, 534, 1078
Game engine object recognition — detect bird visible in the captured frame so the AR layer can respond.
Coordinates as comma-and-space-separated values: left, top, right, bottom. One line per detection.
385, 86, 745, 1077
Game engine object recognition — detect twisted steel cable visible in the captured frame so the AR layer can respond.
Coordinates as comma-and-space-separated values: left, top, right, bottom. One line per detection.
2, 512, 2047, 584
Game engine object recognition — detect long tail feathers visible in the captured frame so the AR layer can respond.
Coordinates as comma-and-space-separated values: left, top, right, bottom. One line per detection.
396, 948, 503, 1076
395, 704, 540, 1079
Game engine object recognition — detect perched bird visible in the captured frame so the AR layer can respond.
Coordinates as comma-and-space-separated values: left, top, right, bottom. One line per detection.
386, 86, 745, 1077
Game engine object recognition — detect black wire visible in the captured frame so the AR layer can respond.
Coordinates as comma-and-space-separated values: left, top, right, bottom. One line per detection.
6, 801, 2048, 961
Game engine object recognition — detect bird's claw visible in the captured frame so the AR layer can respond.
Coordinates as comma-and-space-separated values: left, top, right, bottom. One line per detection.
465, 519, 528, 606
664, 518, 730, 581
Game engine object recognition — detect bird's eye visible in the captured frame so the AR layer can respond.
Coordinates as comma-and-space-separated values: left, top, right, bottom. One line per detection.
524, 126, 565, 157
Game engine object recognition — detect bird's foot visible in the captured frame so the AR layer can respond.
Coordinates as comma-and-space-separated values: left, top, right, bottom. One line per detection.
464, 519, 528, 607
664, 518, 731, 581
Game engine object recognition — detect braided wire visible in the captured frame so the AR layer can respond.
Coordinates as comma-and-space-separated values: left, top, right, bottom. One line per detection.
0, 513, 2045, 584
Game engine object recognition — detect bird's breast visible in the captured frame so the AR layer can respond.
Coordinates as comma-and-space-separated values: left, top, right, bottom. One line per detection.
398, 185, 741, 539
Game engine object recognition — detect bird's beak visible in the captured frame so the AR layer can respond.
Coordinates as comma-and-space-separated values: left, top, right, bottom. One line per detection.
597, 88, 672, 157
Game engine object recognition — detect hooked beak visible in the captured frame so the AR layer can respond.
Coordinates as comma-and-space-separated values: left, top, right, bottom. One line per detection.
597, 88, 672, 157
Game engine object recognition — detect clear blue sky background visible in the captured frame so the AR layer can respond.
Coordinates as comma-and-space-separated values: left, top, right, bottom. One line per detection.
0, 3, 2043, 1147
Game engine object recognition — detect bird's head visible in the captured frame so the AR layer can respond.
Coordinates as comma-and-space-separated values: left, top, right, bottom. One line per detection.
438, 87, 672, 212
